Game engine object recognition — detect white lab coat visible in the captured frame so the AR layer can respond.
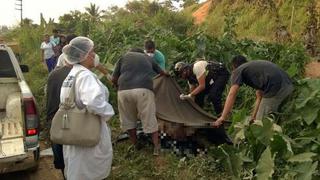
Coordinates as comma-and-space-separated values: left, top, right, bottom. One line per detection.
60, 64, 114, 180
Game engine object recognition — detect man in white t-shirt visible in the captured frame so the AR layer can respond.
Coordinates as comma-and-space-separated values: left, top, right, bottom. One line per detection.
174, 60, 230, 115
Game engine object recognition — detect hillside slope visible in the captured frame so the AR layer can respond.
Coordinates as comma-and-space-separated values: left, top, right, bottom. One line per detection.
192, 0, 212, 24
190, 0, 320, 43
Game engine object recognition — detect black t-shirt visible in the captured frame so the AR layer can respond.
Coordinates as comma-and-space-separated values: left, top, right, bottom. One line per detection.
112, 52, 163, 91
46, 66, 72, 121
231, 60, 292, 97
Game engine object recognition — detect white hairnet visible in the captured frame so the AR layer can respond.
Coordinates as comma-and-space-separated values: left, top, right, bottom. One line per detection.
62, 36, 94, 65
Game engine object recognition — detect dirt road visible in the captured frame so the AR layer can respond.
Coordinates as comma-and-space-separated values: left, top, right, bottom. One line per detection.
0, 139, 64, 180
0, 156, 64, 180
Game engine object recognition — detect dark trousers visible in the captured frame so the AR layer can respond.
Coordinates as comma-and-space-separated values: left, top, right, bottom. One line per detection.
52, 143, 65, 170
46, 56, 57, 72
194, 75, 229, 115
194, 75, 232, 145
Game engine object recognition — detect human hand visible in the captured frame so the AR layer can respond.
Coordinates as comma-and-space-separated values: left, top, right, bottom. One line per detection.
179, 94, 192, 100
106, 74, 112, 82
161, 71, 170, 77
212, 117, 225, 128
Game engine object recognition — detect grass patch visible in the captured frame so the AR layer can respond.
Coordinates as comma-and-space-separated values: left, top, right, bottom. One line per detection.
108, 116, 230, 179
198, 0, 314, 42
109, 137, 231, 180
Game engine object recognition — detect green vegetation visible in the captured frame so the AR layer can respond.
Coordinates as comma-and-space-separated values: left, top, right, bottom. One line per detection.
201, 0, 319, 43
2, 0, 320, 179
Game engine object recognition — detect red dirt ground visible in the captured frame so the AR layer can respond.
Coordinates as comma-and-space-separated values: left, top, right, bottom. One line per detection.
192, 1, 212, 24
305, 61, 320, 78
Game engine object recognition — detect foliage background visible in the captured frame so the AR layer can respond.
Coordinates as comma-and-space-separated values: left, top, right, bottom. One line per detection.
2, 0, 320, 179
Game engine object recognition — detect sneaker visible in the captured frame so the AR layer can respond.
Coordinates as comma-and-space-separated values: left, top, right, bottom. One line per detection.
153, 145, 160, 156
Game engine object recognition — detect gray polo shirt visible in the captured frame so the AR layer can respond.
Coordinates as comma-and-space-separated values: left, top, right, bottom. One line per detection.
112, 52, 163, 91
231, 60, 292, 97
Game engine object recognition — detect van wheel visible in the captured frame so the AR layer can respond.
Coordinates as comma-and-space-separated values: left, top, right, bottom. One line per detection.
29, 148, 40, 172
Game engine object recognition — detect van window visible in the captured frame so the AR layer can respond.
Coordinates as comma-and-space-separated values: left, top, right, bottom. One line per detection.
0, 50, 16, 77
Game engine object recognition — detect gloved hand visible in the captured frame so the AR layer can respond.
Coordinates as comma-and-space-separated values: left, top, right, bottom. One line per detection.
179, 94, 192, 100
106, 74, 112, 82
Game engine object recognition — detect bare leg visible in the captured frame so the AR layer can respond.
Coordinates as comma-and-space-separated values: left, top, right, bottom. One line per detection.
151, 131, 159, 147
151, 131, 160, 155
128, 128, 137, 145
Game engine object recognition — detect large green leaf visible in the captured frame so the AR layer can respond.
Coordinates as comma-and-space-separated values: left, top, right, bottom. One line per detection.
295, 89, 319, 109
288, 152, 317, 162
256, 147, 274, 180
299, 128, 320, 138
219, 146, 242, 180
292, 161, 318, 180
299, 105, 319, 125
239, 151, 253, 163
270, 134, 293, 159
281, 172, 297, 180
250, 119, 274, 146
234, 124, 245, 144
229, 109, 249, 135
272, 123, 282, 133
306, 79, 320, 91
233, 117, 251, 144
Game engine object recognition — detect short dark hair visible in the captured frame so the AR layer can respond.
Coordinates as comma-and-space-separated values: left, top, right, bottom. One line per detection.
144, 40, 155, 50
232, 55, 247, 68
52, 29, 59, 33
66, 34, 77, 43
130, 48, 145, 54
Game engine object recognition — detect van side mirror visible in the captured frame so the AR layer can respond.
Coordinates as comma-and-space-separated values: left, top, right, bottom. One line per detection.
20, 65, 29, 73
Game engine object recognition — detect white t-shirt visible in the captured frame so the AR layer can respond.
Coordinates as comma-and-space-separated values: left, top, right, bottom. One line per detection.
193, 61, 208, 79
55, 54, 66, 67
40, 42, 55, 60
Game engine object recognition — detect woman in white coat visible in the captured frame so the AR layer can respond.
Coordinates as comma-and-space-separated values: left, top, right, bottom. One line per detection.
60, 36, 114, 180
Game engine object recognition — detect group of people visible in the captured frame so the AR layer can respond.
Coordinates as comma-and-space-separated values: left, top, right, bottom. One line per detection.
174, 56, 293, 127
46, 36, 167, 179
46, 33, 293, 179
40, 29, 65, 72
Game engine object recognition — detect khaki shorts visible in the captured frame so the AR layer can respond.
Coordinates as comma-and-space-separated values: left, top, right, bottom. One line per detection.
117, 88, 158, 133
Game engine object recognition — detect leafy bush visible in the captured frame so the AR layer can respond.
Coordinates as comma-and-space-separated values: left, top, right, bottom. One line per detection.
3, 0, 318, 179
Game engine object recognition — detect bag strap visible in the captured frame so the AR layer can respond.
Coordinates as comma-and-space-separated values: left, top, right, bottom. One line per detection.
63, 70, 85, 107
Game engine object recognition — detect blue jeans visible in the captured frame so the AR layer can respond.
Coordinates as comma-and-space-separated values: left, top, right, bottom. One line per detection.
46, 57, 57, 72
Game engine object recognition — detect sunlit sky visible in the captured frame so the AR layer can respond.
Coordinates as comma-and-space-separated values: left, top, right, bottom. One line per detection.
0, 0, 127, 27
0, 0, 207, 27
